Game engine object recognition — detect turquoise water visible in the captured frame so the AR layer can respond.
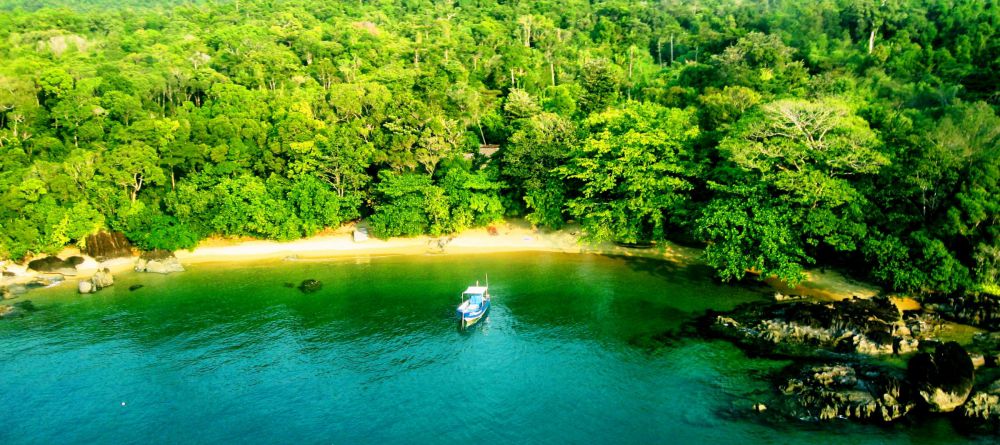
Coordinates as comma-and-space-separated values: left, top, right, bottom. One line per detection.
0, 253, 984, 443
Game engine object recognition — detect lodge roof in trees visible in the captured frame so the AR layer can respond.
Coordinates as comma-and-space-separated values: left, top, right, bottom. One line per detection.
463, 144, 500, 160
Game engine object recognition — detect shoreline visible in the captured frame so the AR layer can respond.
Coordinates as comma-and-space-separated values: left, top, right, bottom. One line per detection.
172, 221, 702, 265
4, 219, 881, 304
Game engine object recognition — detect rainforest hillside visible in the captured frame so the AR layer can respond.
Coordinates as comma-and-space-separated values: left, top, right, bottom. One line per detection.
0, 0, 997, 294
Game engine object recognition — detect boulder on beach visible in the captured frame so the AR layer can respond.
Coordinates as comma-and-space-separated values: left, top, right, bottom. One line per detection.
908, 341, 975, 413
298, 279, 322, 293
135, 250, 185, 274
27, 256, 80, 275
82, 231, 133, 260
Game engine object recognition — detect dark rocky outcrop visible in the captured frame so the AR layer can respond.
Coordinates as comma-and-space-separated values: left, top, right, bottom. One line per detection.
961, 379, 1000, 433
908, 341, 975, 412
766, 363, 917, 422
298, 279, 322, 293
969, 332, 1000, 368
707, 296, 932, 358
83, 231, 133, 260
924, 293, 1000, 331
135, 250, 185, 274
129, 284, 144, 291
27, 256, 83, 275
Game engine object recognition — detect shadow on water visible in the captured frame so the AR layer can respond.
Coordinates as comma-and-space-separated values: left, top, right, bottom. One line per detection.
606, 253, 686, 280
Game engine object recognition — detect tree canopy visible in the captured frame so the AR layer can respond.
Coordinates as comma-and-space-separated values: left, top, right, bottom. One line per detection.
0, 0, 997, 295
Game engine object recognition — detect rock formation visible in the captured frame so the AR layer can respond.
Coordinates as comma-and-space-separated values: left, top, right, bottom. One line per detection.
135, 250, 185, 274
766, 363, 917, 423
924, 293, 1000, 331
961, 379, 1000, 432
82, 231, 133, 260
908, 341, 975, 412
298, 279, 322, 293
27, 256, 84, 276
708, 296, 933, 358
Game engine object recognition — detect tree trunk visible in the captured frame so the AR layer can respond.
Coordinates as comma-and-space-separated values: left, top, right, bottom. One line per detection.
657, 38, 662, 66
670, 34, 675, 64
868, 26, 878, 54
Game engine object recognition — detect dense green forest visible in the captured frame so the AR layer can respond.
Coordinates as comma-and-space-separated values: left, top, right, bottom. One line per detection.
0, 0, 997, 294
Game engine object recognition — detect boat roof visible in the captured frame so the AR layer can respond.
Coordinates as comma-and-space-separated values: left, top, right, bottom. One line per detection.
463, 286, 488, 294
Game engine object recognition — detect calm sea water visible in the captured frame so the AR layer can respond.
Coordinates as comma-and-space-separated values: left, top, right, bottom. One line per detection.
0, 253, 984, 444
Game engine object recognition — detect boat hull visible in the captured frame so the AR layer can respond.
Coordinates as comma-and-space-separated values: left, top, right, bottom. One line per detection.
458, 301, 490, 328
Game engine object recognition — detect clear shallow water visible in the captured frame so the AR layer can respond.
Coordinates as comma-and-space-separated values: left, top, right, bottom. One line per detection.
0, 253, 985, 444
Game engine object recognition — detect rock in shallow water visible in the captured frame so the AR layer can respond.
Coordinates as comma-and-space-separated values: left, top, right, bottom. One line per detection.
91, 268, 114, 290
960, 380, 1000, 433
908, 341, 975, 413
706, 296, 932, 358
78, 281, 93, 294
298, 279, 322, 293
767, 363, 917, 423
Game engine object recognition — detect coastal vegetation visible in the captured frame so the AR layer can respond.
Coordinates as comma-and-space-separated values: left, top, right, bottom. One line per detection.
0, 0, 997, 296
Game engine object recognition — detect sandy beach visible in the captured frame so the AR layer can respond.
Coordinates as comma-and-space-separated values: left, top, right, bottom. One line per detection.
172, 220, 702, 264
3, 219, 888, 304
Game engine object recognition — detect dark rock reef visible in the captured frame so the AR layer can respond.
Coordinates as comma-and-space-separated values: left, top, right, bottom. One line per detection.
767, 363, 917, 422
961, 379, 1000, 433
924, 293, 1000, 331
707, 296, 932, 358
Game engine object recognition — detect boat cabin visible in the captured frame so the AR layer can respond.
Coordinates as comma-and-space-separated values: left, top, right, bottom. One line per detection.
463, 286, 488, 304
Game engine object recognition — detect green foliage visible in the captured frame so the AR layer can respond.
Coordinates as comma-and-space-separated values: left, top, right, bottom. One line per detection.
697, 184, 811, 284
0, 0, 995, 295
368, 171, 444, 238
559, 102, 699, 243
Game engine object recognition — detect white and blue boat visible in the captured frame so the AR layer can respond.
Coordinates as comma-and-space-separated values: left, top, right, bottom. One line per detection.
456, 281, 490, 329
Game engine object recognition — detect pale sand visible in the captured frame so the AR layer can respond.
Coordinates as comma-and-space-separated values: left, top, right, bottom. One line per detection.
9, 219, 882, 307
172, 220, 701, 265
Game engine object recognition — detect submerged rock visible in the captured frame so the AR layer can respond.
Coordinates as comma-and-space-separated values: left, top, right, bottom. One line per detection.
908, 341, 975, 412
298, 279, 322, 293
129, 284, 144, 292
707, 296, 930, 358
0, 300, 37, 319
